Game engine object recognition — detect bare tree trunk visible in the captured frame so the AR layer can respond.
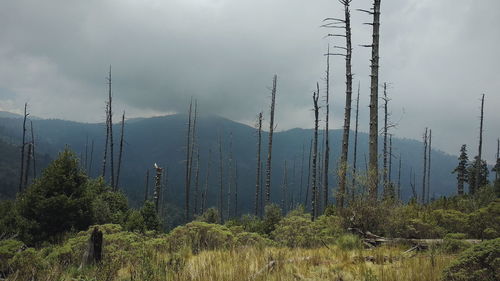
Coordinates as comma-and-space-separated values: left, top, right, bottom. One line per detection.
496, 139, 499, 181
18, 103, 28, 192
115, 112, 125, 191
234, 160, 239, 217
144, 169, 150, 203
368, 0, 382, 201
184, 99, 193, 220
154, 164, 163, 213
312, 84, 320, 220
352, 82, 360, 193
410, 167, 417, 200
218, 132, 224, 223
323, 46, 331, 210
30, 120, 36, 179
299, 142, 305, 205
388, 134, 393, 199
201, 149, 212, 214
265, 75, 278, 205
304, 139, 313, 208
254, 112, 263, 216
194, 147, 200, 216
107, 67, 115, 189
189, 100, 198, 215
102, 102, 109, 179
474, 94, 485, 194
427, 129, 432, 203
24, 143, 32, 188
382, 83, 389, 198
422, 128, 428, 204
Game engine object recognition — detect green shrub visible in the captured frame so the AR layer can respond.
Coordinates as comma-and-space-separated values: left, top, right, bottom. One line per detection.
441, 233, 471, 253
195, 207, 220, 224
0, 239, 24, 274
441, 238, 500, 281
272, 212, 317, 248
335, 234, 362, 250
166, 222, 234, 253
9, 248, 48, 280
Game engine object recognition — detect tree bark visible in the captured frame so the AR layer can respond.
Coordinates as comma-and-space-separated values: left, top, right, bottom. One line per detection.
265, 75, 278, 205
427, 129, 432, 203
115, 112, 125, 191
201, 149, 211, 214
18, 103, 28, 192
312, 84, 320, 220
107, 67, 115, 189
184, 99, 193, 220
474, 94, 485, 194
30, 120, 36, 179
218, 132, 224, 223
422, 128, 428, 204
352, 82, 360, 194
254, 113, 263, 216
144, 169, 150, 203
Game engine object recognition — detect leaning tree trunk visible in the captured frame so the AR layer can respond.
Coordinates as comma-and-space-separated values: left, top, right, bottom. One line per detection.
474, 94, 485, 194
368, 0, 382, 201
18, 103, 28, 192
265, 75, 278, 205
311, 84, 320, 220
115, 112, 125, 191
254, 112, 263, 216
338, 0, 353, 208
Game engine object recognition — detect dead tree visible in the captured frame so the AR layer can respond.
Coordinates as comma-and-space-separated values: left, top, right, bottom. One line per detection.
382, 83, 389, 198
218, 132, 224, 223
153, 163, 163, 213
18, 103, 28, 192
299, 142, 305, 205
81, 227, 103, 268
184, 99, 193, 220
227, 132, 233, 219
426, 129, 432, 203
102, 102, 109, 179
201, 149, 212, 214
360, 0, 382, 200
23, 143, 32, 188
89, 139, 94, 177
189, 100, 198, 215
265, 75, 278, 205
304, 138, 313, 208
495, 139, 500, 181
312, 84, 320, 220
194, 147, 200, 216
107, 67, 115, 189
422, 128, 428, 204
410, 167, 417, 200
84, 135, 88, 173
474, 94, 485, 194
397, 153, 402, 201
234, 160, 239, 217
144, 169, 150, 203
115, 112, 125, 191
281, 160, 288, 213
352, 82, 360, 191
254, 112, 263, 216
30, 120, 36, 179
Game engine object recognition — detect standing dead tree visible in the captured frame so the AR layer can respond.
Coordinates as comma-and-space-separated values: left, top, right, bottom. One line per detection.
422, 128, 428, 204
184, 99, 193, 220
352, 82, 361, 193
201, 149, 212, 214
18, 103, 28, 192
24, 142, 32, 188
299, 142, 305, 205
304, 139, 313, 209
189, 100, 198, 215
234, 160, 239, 217
397, 153, 402, 201
265, 75, 278, 205
194, 147, 201, 216
312, 83, 320, 220
426, 129, 432, 203
102, 102, 109, 179
218, 133, 225, 223
359, 0, 382, 200
382, 83, 390, 198
107, 67, 115, 189
281, 160, 288, 213
254, 112, 263, 216
115, 112, 125, 191
153, 163, 163, 213
227, 132, 234, 219
474, 94, 485, 194
495, 139, 500, 181
144, 169, 150, 203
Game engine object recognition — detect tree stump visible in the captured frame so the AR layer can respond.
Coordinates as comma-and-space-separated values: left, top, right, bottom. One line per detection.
81, 227, 103, 268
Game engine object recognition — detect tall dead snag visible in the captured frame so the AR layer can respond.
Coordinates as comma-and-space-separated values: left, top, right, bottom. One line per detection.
227, 132, 233, 219
265, 75, 278, 205
352, 82, 360, 192
304, 139, 313, 208
24, 142, 32, 188
254, 112, 263, 216
18, 103, 28, 192
234, 160, 239, 217
312, 84, 320, 220
218, 133, 224, 223
115, 112, 125, 191
184, 99, 193, 220
422, 128, 428, 204
107, 66, 115, 189
397, 153, 402, 201
281, 160, 288, 213
189, 100, 198, 214
360, 0, 382, 201
474, 94, 485, 194
194, 147, 200, 216
102, 102, 109, 179
201, 149, 212, 214
382, 83, 389, 198
144, 169, 150, 203
426, 129, 432, 203
153, 163, 163, 213
30, 120, 36, 179
495, 139, 500, 181
299, 142, 305, 205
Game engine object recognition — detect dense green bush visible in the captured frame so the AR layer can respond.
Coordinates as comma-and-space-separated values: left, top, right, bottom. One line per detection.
166, 222, 234, 253
441, 233, 471, 254
0, 239, 24, 275
441, 238, 500, 281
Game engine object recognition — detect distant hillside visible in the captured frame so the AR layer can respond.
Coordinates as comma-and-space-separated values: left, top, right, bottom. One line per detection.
0, 114, 463, 211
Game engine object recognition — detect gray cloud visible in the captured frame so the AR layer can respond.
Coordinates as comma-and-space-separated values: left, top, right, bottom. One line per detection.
0, 0, 499, 162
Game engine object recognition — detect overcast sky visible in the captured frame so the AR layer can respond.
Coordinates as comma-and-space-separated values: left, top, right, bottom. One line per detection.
0, 0, 499, 161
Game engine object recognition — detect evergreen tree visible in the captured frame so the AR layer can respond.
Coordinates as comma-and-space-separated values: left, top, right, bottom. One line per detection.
467, 156, 489, 194
452, 145, 469, 195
